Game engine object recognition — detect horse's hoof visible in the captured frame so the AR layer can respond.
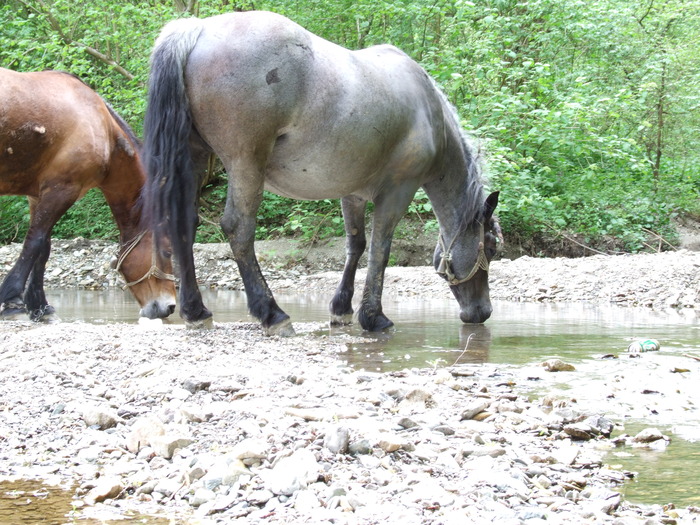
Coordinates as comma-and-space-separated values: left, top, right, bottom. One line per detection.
360, 314, 395, 332
37, 313, 61, 324
185, 316, 215, 330
0, 309, 29, 322
264, 318, 295, 337
1, 301, 28, 320
29, 306, 60, 323
330, 313, 353, 326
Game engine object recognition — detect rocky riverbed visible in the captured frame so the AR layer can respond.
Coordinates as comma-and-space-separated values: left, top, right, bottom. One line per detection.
1, 239, 699, 524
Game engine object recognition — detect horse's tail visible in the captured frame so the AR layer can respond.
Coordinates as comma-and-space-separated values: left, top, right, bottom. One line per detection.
142, 18, 204, 255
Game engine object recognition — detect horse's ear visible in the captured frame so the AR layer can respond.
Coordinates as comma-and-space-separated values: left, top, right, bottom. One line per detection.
483, 191, 499, 221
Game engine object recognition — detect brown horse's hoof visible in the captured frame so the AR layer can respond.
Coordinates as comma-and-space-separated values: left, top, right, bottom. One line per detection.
330, 313, 353, 326
264, 318, 295, 337
0, 310, 30, 322
185, 316, 215, 330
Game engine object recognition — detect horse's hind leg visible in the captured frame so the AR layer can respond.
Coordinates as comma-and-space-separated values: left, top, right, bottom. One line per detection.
0, 193, 77, 321
220, 162, 294, 337
330, 195, 367, 325
24, 239, 59, 322
0, 256, 30, 319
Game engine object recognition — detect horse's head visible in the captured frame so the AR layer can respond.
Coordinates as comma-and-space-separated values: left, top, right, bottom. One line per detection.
111, 231, 177, 319
434, 191, 500, 324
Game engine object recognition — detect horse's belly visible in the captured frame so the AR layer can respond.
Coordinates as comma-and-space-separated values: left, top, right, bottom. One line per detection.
264, 164, 372, 200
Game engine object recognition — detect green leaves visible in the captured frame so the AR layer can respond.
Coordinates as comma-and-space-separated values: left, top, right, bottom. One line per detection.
1, 0, 697, 252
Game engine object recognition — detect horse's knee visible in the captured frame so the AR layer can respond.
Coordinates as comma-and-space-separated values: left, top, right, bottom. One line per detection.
219, 214, 235, 237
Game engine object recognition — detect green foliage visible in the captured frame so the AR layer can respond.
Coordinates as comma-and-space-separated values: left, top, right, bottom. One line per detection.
52, 190, 119, 240
428, 0, 700, 252
0, 190, 118, 245
0, 196, 29, 244
1, 0, 698, 253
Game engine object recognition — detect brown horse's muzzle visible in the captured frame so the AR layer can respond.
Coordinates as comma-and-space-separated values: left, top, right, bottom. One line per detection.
140, 299, 176, 319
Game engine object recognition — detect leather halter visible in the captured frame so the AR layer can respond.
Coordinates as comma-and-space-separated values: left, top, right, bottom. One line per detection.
114, 232, 176, 289
436, 222, 490, 285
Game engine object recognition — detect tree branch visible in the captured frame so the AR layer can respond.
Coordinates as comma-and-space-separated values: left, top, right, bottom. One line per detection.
20, 0, 135, 80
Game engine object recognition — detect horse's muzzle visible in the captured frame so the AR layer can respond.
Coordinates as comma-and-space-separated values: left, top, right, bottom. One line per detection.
460, 303, 492, 324
140, 300, 176, 319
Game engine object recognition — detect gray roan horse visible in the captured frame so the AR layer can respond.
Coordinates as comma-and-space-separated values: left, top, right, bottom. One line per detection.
143, 11, 500, 336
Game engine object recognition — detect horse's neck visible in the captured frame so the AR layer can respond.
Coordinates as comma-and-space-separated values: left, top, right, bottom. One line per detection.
424, 128, 482, 235
100, 148, 146, 242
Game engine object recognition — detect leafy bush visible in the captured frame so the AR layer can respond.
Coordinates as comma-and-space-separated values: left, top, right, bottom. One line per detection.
0, 197, 29, 245
1, 0, 698, 254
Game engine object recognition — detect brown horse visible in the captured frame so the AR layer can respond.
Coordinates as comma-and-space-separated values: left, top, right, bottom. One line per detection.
0, 68, 177, 322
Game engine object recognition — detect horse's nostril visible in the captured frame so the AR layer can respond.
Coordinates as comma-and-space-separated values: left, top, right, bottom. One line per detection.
168, 304, 176, 315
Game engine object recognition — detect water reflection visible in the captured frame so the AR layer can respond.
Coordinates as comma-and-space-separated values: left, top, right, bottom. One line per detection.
0, 479, 71, 525
0, 478, 170, 524
610, 425, 700, 507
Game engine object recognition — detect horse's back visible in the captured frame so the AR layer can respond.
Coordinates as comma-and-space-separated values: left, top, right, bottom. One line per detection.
169, 11, 445, 200
0, 68, 115, 195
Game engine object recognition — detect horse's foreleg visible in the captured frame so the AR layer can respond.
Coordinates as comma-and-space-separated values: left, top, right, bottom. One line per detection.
221, 174, 293, 337
357, 189, 417, 331
330, 195, 367, 325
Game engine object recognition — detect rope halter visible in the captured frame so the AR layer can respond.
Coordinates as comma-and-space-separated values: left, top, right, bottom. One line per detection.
436, 222, 490, 286
114, 231, 177, 290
